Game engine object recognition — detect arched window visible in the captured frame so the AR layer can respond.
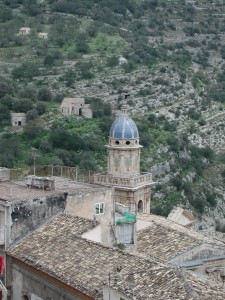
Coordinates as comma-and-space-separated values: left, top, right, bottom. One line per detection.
138, 200, 143, 213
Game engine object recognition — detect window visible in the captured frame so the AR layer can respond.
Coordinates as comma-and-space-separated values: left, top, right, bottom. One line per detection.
95, 202, 104, 215
120, 223, 134, 244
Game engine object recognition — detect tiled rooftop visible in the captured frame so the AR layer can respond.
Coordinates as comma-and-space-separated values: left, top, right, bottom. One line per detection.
0, 178, 103, 202
8, 214, 157, 299
109, 266, 225, 300
137, 214, 224, 262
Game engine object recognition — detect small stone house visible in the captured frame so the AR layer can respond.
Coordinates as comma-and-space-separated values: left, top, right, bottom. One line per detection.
18, 27, 30, 35
38, 32, 48, 39
167, 206, 195, 227
59, 97, 92, 118
10, 112, 27, 127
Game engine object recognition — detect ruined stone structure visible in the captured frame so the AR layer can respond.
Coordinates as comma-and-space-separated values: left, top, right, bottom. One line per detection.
18, 27, 30, 35
94, 106, 153, 214
37, 32, 48, 39
167, 205, 195, 227
10, 113, 26, 127
60, 97, 92, 118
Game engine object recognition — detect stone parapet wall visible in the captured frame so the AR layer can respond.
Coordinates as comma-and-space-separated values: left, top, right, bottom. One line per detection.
93, 172, 152, 188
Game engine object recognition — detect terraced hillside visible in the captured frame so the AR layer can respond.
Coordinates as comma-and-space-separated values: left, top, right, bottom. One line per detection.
1, 0, 225, 231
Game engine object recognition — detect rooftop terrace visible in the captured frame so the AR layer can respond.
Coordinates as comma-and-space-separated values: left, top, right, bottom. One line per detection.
0, 177, 103, 202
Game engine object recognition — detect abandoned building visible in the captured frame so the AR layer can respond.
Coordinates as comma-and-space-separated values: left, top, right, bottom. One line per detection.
37, 32, 48, 39
10, 113, 26, 127
167, 205, 195, 227
59, 97, 92, 118
1, 107, 225, 299
18, 27, 30, 35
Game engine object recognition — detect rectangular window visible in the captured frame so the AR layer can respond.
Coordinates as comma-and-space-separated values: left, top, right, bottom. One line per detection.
95, 202, 104, 215
120, 223, 134, 244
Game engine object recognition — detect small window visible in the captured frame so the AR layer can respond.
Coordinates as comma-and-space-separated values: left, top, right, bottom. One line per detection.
95, 202, 104, 215
115, 140, 120, 145
126, 141, 130, 145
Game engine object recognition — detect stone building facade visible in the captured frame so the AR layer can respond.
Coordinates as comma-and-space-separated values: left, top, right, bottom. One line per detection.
60, 97, 92, 118
18, 27, 30, 35
10, 113, 26, 127
66, 186, 114, 247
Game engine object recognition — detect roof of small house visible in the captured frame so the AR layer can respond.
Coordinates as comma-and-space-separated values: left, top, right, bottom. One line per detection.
109, 266, 225, 300
167, 206, 195, 226
137, 214, 225, 262
10, 112, 26, 117
8, 214, 157, 299
60, 97, 85, 107
38, 32, 48, 36
19, 27, 30, 31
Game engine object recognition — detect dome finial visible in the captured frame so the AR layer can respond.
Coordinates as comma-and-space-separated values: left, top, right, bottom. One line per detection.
120, 105, 129, 117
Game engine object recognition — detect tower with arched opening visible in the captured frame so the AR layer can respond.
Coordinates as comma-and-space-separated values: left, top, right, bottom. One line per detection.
94, 106, 153, 214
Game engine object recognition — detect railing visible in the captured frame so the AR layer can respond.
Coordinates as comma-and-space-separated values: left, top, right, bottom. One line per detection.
93, 172, 152, 188
0, 229, 4, 245
9, 165, 95, 183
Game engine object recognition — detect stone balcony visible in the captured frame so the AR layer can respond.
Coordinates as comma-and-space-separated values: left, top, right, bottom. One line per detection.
93, 172, 153, 189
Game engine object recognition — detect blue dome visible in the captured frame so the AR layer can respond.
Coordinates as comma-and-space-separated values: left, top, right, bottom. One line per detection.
109, 115, 139, 139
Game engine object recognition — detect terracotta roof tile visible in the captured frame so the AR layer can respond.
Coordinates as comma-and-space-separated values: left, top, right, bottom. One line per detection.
110, 266, 225, 300
8, 214, 156, 299
137, 214, 224, 262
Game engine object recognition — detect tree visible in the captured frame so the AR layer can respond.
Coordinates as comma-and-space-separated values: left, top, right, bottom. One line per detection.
79, 151, 97, 170
23, 123, 41, 140
50, 128, 84, 151
26, 109, 38, 121
36, 102, 47, 115
13, 99, 33, 113
0, 104, 10, 125
107, 56, 119, 67
38, 88, 52, 101
0, 135, 21, 167
85, 97, 112, 118
12, 63, 40, 80
64, 69, 76, 87
44, 55, 55, 67
0, 7, 13, 22
19, 86, 37, 101
0, 77, 15, 98
76, 34, 90, 54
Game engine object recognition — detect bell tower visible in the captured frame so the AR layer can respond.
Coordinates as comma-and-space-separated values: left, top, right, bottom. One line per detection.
107, 106, 142, 177
94, 105, 153, 214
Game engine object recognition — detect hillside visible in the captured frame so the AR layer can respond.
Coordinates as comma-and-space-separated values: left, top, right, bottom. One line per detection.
1, 0, 225, 231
